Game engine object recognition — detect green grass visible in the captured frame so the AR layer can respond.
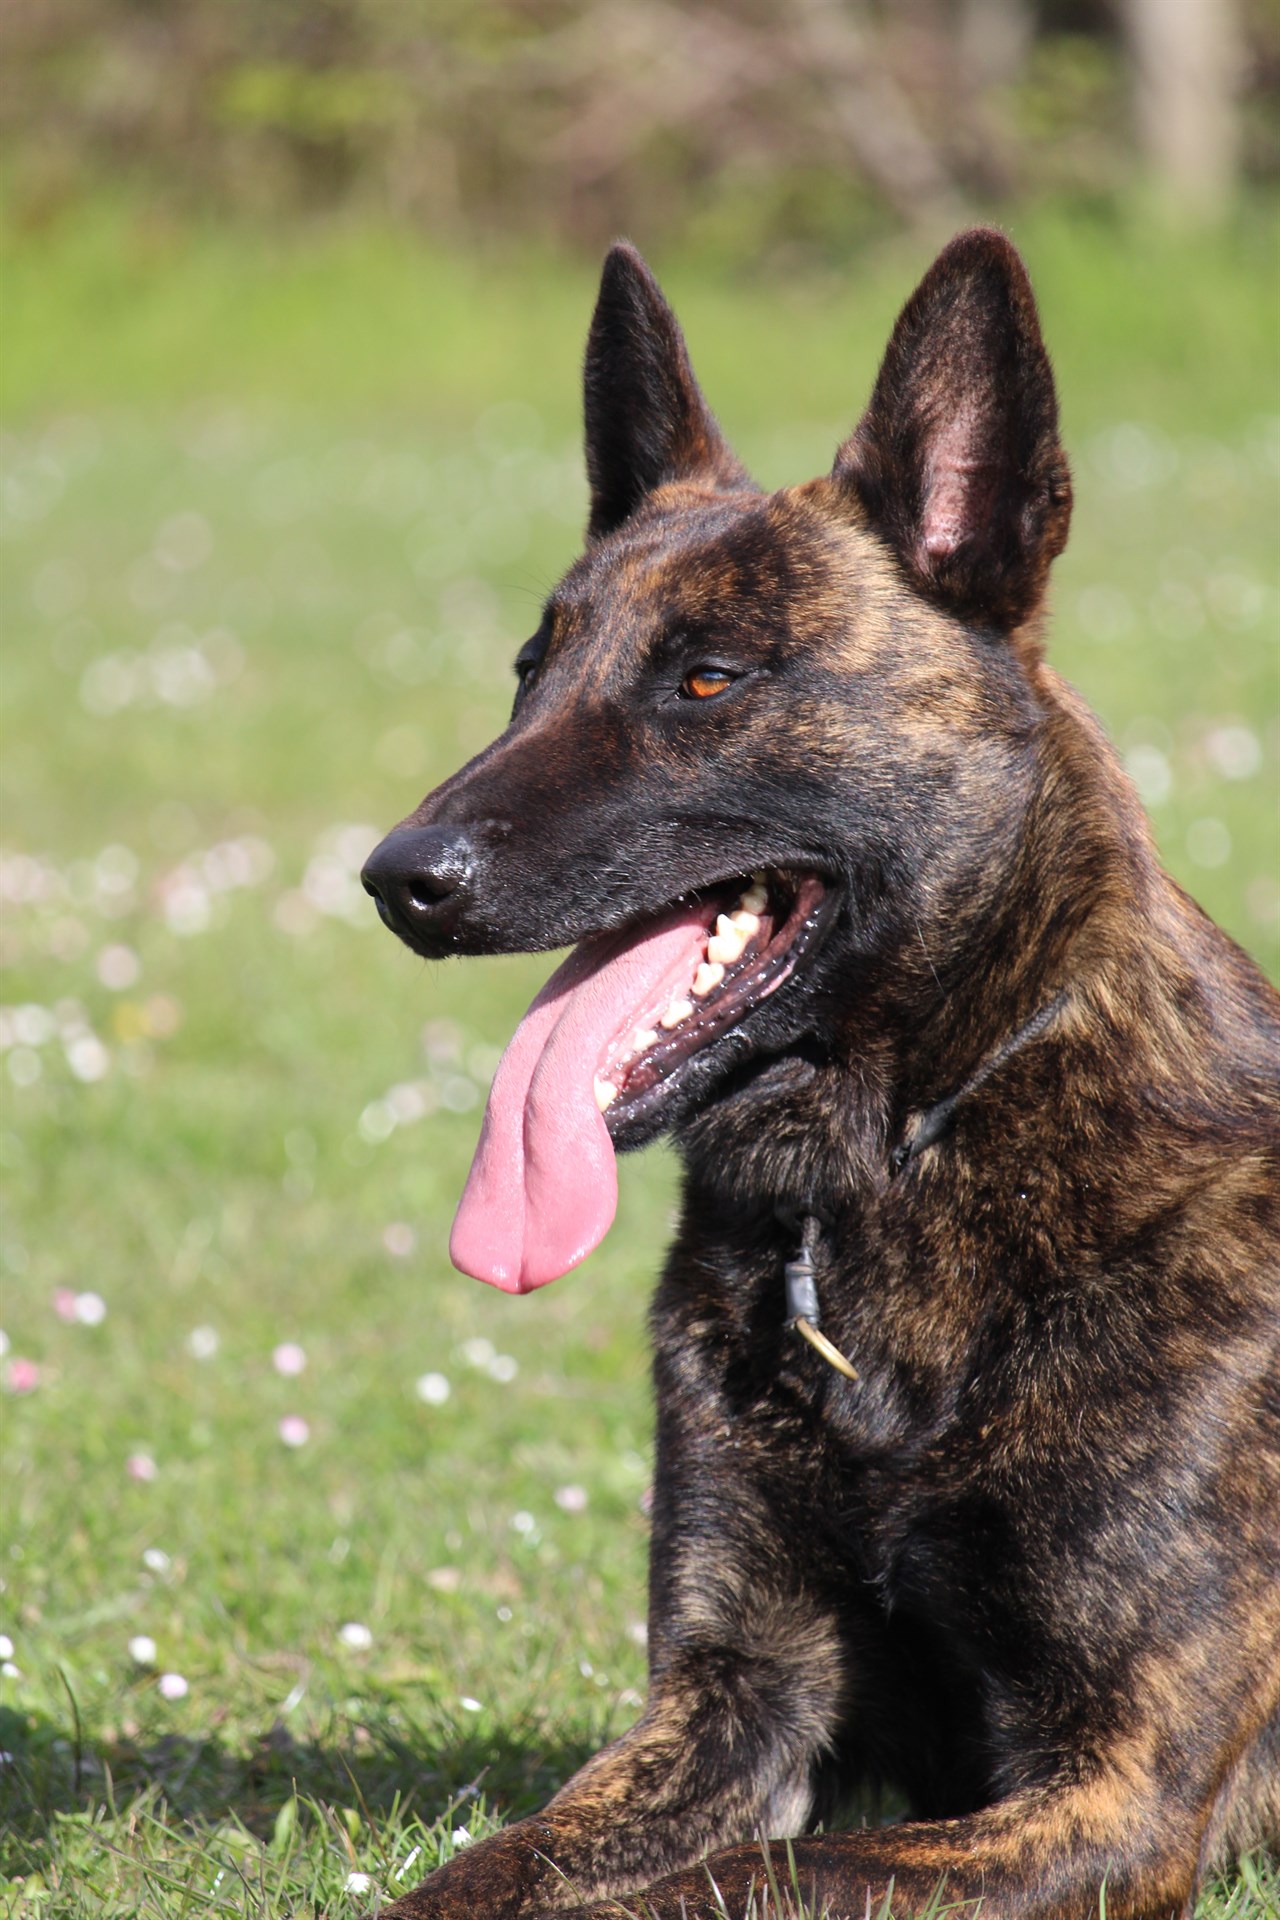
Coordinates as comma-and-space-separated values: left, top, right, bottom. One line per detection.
1, 200, 1277, 1916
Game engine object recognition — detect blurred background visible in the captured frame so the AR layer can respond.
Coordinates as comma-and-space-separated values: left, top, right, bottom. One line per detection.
2, 0, 1278, 249
1, 4, 1278, 1914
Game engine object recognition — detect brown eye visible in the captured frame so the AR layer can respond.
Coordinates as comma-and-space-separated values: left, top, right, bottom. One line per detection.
511, 657, 539, 719
682, 669, 734, 700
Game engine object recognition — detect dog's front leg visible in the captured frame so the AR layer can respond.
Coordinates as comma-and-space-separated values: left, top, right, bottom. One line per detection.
379, 1563, 844, 1920
555, 1779, 1203, 1920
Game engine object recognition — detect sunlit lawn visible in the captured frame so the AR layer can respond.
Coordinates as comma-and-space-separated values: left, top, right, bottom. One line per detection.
1, 201, 1277, 1915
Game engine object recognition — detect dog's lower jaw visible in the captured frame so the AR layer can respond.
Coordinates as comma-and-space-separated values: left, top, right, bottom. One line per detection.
674, 1045, 889, 1225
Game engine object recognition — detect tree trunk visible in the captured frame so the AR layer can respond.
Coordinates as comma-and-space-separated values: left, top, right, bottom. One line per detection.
1123, 0, 1241, 221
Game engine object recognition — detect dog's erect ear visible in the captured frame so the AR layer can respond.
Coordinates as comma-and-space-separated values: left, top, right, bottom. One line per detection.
836, 228, 1072, 629
584, 242, 751, 540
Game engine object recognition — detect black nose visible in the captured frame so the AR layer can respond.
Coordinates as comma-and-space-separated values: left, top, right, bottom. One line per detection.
361, 826, 474, 944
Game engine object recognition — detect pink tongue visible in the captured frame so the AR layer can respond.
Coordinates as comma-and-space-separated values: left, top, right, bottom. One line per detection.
450, 904, 713, 1292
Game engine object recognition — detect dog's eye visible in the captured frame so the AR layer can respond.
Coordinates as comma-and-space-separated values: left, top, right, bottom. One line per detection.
512, 658, 539, 714
681, 668, 734, 700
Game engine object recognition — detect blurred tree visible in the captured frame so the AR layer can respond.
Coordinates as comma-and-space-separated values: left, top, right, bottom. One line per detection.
0, 0, 1271, 252
1123, 0, 1242, 219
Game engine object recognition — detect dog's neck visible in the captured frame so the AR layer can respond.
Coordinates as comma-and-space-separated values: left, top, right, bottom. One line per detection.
886, 665, 1158, 1104
681, 666, 1189, 1223
888, 988, 1070, 1177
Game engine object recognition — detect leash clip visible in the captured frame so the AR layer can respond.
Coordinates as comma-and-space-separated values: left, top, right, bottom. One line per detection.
783, 1215, 859, 1384
784, 1249, 820, 1327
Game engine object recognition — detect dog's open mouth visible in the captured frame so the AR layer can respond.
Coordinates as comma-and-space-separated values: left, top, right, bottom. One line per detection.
450, 869, 829, 1293
591, 870, 828, 1126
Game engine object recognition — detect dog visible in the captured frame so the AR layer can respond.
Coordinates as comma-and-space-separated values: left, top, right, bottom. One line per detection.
360, 230, 1280, 1919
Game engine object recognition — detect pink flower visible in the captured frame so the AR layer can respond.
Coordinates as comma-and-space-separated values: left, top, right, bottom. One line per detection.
278, 1415, 310, 1448
127, 1453, 158, 1482
53, 1289, 78, 1322
271, 1342, 306, 1377
6, 1359, 39, 1394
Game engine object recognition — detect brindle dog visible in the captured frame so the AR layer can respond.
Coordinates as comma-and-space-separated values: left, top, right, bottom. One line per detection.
360, 231, 1280, 1919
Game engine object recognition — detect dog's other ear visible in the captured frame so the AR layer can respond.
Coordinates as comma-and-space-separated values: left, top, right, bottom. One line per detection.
584, 242, 751, 540
836, 228, 1072, 629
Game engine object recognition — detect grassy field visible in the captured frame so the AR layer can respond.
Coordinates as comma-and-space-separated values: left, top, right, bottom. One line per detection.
1, 199, 1277, 1917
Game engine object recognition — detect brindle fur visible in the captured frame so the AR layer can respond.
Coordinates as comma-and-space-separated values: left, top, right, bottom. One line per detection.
362, 231, 1280, 1919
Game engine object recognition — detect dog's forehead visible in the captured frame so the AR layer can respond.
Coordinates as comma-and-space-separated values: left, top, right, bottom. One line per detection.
546, 486, 879, 666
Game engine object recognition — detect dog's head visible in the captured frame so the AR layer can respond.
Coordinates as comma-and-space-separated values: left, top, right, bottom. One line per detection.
363, 231, 1073, 1290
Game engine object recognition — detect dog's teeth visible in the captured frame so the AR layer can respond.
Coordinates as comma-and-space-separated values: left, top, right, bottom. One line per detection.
707, 915, 749, 966
660, 997, 695, 1030
594, 1076, 618, 1111
740, 884, 767, 914
692, 961, 725, 998
633, 1027, 659, 1052
729, 909, 760, 937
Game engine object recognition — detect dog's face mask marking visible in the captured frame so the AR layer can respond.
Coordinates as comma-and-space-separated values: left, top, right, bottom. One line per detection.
362, 231, 1072, 1293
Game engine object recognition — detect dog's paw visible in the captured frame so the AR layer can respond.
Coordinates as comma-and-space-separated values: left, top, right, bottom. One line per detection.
360, 1816, 570, 1920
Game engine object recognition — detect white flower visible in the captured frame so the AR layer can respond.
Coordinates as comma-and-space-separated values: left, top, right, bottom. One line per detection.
415, 1371, 450, 1406
1205, 723, 1261, 781
487, 1353, 518, 1384
554, 1484, 588, 1514
157, 1672, 188, 1700
74, 1291, 107, 1326
278, 1415, 310, 1448
162, 873, 213, 937
459, 1696, 482, 1713
1186, 817, 1232, 869
8, 1049, 41, 1087
187, 1326, 219, 1360
128, 1635, 157, 1665
357, 1100, 395, 1144
382, 1221, 416, 1257
155, 510, 214, 573
338, 1622, 373, 1652
13, 1004, 55, 1047
96, 944, 140, 991
0, 1635, 13, 1660
272, 1342, 307, 1377
344, 1871, 374, 1894
1124, 744, 1172, 807
66, 1034, 111, 1082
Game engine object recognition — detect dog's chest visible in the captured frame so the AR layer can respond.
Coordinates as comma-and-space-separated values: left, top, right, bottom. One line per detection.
652, 1205, 1106, 1614
653, 1225, 962, 1548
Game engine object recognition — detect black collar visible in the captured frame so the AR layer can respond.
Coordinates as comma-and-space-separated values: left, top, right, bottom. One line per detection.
779, 988, 1068, 1383
889, 990, 1068, 1177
